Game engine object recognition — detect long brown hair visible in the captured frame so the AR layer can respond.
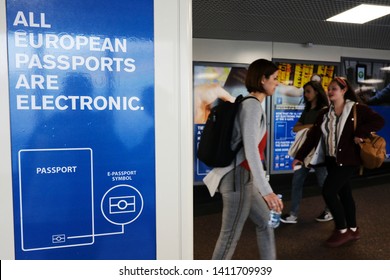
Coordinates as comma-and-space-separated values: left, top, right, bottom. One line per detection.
331, 76, 358, 102
302, 81, 329, 111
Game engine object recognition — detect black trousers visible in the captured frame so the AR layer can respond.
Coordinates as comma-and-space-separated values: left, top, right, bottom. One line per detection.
322, 157, 357, 230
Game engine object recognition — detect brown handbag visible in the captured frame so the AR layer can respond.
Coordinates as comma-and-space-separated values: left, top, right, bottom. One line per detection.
353, 104, 386, 171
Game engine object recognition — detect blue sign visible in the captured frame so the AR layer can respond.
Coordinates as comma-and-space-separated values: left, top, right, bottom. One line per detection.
6, 0, 155, 259
194, 124, 211, 182
272, 105, 303, 172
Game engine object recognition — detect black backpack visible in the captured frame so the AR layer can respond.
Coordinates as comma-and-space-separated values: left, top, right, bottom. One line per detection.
197, 95, 258, 167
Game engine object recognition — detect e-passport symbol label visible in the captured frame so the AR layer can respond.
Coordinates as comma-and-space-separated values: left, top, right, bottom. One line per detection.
109, 196, 136, 214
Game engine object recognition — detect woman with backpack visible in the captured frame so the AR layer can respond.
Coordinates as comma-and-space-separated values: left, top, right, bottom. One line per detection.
203, 59, 283, 259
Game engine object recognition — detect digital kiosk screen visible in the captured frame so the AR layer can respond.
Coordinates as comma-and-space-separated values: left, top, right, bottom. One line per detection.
270, 61, 338, 174
193, 62, 251, 183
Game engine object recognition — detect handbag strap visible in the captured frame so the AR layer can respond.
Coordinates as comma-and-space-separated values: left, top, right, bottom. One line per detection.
353, 103, 364, 175
353, 103, 357, 131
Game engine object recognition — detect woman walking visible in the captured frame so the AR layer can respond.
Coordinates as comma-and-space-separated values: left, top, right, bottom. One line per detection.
281, 80, 331, 224
292, 77, 384, 247
204, 59, 283, 259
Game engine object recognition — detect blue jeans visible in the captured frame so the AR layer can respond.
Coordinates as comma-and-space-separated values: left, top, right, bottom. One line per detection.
289, 165, 327, 216
212, 165, 276, 260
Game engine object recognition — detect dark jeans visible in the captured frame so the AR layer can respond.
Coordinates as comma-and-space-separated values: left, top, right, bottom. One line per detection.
322, 157, 358, 230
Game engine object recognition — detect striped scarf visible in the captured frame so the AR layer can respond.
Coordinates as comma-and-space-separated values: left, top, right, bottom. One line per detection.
322, 105, 340, 157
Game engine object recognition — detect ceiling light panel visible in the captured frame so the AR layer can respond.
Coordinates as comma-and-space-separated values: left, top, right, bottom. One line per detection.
326, 4, 390, 24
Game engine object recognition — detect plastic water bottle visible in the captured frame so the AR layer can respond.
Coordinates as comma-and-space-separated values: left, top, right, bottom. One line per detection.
268, 194, 282, 228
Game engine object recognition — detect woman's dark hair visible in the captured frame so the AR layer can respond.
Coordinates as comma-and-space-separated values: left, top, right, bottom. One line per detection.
302, 81, 329, 111
331, 76, 358, 102
245, 59, 278, 93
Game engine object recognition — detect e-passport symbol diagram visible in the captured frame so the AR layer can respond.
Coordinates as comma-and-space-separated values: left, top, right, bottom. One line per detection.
18, 148, 144, 252
101, 184, 144, 226
65, 184, 144, 247
66, 184, 144, 248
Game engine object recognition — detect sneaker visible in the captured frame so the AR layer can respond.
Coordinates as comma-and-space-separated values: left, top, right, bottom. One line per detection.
325, 229, 355, 247
349, 227, 361, 241
316, 210, 333, 222
280, 214, 297, 224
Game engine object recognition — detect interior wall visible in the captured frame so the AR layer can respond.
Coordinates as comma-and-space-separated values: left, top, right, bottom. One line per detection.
193, 38, 390, 64
155, 0, 193, 260
0, 0, 14, 260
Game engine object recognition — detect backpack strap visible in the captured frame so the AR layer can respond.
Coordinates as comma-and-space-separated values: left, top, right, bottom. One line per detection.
241, 95, 260, 103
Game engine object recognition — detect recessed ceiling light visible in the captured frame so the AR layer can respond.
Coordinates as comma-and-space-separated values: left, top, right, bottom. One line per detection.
326, 4, 390, 24
380, 66, 390, 71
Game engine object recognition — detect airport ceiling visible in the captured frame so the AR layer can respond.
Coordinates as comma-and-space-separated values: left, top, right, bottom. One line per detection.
192, 0, 390, 51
